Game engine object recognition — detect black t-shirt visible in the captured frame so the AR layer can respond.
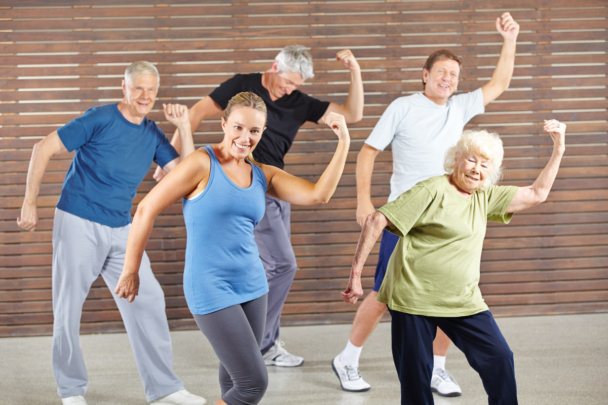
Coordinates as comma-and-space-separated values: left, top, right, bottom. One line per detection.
208, 73, 330, 169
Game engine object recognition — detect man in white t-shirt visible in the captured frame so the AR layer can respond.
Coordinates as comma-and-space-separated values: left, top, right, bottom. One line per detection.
332, 12, 520, 398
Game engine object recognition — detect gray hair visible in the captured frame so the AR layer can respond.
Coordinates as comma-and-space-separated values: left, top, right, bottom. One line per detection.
124, 61, 160, 86
275, 45, 315, 80
444, 129, 504, 189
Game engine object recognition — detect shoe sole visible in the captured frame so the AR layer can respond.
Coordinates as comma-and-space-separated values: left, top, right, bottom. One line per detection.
331, 360, 371, 392
431, 387, 462, 397
264, 359, 305, 367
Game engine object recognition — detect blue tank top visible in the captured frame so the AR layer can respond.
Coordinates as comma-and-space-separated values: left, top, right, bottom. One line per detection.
182, 146, 268, 315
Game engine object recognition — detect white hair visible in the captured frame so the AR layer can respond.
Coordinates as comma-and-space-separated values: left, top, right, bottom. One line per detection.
275, 45, 314, 80
444, 129, 504, 189
124, 61, 160, 86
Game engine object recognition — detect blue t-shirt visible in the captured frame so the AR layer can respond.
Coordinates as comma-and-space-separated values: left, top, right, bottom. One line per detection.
182, 146, 268, 315
56, 103, 178, 227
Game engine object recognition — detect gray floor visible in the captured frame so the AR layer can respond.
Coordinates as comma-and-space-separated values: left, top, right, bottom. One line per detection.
2, 313, 607, 404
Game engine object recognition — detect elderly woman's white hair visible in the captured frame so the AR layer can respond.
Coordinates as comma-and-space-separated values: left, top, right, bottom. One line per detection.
275, 45, 315, 80
124, 61, 160, 86
444, 129, 504, 189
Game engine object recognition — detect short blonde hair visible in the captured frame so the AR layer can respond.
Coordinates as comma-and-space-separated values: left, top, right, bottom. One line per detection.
444, 129, 504, 189
124, 61, 160, 86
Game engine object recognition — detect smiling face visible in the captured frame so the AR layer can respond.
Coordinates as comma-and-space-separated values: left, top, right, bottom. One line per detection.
266, 61, 305, 100
121, 74, 158, 121
423, 58, 460, 105
221, 105, 267, 160
451, 151, 492, 194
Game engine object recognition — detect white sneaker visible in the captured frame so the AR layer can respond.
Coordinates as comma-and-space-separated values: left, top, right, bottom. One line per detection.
431, 368, 462, 397
150, 389, 207, 405
263, 340, 304, 367
331, 354, 371, 392
61, 396, 88, 405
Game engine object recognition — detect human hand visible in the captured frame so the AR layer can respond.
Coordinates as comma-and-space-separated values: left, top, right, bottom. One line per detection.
17, 201, 39, 232
163, 103, 190, 129
153, 165, 168, 182
114, 271, 140, 303
544, 119, 566, 152
341, 276, 363, 304
356, 201, 375, 229
336, 49, 360, 72
323, 112, 350, 142
496, 12, 519, 42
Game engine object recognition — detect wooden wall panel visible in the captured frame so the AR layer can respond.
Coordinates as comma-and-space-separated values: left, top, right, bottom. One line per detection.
1, 0, 606, 336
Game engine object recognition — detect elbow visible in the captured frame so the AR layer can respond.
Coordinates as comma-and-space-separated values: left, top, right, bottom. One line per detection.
366, 211, 386, 230
314, 195, 331, 205
133, 201, 155, 223
348, 112, 363, 124
531, 190, 549, 207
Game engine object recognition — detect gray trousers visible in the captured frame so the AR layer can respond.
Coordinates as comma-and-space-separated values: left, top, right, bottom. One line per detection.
51, 209, 184, 401
253, 195, 298, 353
194, 294, 268, 405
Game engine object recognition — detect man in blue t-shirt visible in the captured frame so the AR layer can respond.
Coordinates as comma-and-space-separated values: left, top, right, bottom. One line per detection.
17, 62, 205, 405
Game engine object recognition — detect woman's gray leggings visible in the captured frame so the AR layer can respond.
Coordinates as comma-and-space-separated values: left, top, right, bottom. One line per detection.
194, 294, 268, 405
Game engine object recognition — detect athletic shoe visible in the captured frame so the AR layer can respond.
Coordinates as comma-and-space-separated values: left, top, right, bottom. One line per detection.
431, 368, 462, 397
61, 397, 88, 405
331, 354, 371, 392
150, 389, 207, 405
263, 340, 304, 367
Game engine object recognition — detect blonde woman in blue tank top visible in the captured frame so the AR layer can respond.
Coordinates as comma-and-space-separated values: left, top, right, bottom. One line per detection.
114, 92, 351, 405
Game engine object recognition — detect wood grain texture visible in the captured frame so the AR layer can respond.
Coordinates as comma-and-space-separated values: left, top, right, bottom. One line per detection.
1, 0, 607, 337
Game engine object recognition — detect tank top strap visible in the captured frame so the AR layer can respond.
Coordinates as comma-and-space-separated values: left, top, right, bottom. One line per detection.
250, 160, 268, 191
203, 145, 220, 176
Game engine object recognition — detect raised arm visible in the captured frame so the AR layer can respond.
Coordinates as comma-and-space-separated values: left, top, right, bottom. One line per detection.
114, 150, 210, 302
154, 96, 222, 180
320, 50, 364, 124
481, 13, 520, 106
264, 112, 350, 205
17, 131, 67, 232
356, 144, 381, 228
159, 103, 195, 172
342, 211, 391, 304
506, 120, 566, 213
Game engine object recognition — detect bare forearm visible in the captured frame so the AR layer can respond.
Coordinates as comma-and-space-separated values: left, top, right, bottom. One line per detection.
492, 39, 516, 91
24, 142, 53, 205
344, 68, 364, 123
312, 138, 351, 203
356, 146, 376, 205
176, 123, 195, 160
531, 146, 564, 201
351, 212, 386, 279
122, 209, 155, 275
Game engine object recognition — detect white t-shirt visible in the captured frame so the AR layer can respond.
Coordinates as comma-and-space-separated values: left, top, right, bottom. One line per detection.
365, 88, 485, 202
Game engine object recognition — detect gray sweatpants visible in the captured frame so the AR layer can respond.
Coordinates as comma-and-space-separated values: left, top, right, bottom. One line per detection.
253, 196, 298, 353
51, 209, 184, 401
194, 294, 268, 405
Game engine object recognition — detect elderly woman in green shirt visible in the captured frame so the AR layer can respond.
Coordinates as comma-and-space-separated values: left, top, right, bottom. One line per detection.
342, 120, 566, 405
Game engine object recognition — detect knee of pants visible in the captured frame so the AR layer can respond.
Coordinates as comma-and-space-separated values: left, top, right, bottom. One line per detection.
234, 370, 268, 404
482, 344, 514, 370
266, 260, 297, 279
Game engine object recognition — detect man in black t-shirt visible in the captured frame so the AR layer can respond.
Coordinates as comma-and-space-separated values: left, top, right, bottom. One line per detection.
157, 45, 364, 366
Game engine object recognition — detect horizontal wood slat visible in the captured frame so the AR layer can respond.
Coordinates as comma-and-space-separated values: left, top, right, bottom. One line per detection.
1, 0, 607, 337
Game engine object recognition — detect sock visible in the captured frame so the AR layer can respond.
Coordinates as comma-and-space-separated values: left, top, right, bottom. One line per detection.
433, 355, 446, 371
339, 340, 363, 367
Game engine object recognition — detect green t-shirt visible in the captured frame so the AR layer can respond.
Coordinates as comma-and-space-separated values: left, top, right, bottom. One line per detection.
377, 175, 518, 317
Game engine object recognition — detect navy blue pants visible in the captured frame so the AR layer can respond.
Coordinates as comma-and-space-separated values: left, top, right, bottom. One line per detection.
389, 309, 518, 405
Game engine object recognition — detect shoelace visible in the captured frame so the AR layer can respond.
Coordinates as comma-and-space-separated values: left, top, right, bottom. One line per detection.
344, 365, 362, 381
435, 368, 455, 383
